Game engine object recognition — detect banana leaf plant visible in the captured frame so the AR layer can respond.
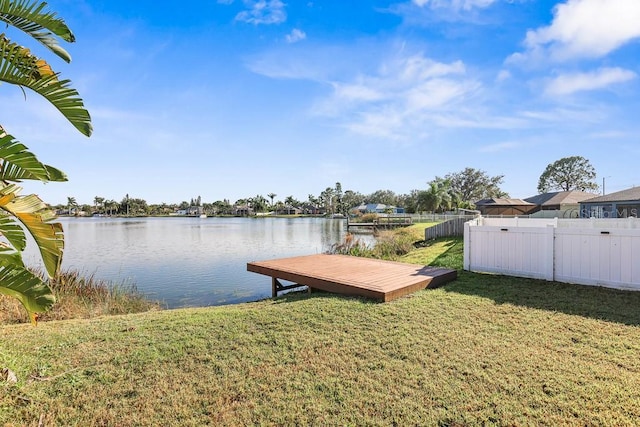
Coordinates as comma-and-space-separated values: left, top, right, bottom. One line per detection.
0, 0, 92, 323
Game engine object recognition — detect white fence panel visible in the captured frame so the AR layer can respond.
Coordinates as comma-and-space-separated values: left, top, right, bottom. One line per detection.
465, 225, 553, 280
556, 218, 640, 229
479, 218, 558, 228
554, 228, 640, 290
464, 218, 640, 290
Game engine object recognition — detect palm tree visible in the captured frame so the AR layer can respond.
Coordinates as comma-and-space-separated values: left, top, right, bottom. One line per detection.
419, 179, 453, 213
267, 193, 277, 209
334, 182, 345, 215
320, 187, 335, 215
0, 1, 92, 322
94, 196, 104, 214
66, 196, 77, 215
254, 195, 268, 213
103, 199, 113, 216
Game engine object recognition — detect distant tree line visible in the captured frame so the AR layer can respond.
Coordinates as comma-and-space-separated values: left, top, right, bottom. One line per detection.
56, 167, 507, 217
57, 157, 599, 217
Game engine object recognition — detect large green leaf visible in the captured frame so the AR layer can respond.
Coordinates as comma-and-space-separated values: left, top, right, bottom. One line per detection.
0, 0, 74, 62
0, 37, 92, 136
0, 210, 27, 252
0, 131, 67, 182
0, 183, 63, 278
0, 250, 55, 322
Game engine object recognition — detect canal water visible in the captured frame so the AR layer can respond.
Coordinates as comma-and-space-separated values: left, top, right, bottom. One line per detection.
24, 216, 374, 308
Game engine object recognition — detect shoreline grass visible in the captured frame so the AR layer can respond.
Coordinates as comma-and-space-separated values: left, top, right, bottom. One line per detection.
0, 269, 161, 324
2, 227, 640, 425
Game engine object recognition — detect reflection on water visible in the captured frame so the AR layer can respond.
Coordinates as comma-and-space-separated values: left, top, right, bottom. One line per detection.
24, 217, 372, 308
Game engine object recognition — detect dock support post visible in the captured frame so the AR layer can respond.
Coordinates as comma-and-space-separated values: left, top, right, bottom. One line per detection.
272, 277, 277, 298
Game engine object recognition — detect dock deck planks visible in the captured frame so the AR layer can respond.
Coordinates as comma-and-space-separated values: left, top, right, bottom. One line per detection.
247, 254, 457, 302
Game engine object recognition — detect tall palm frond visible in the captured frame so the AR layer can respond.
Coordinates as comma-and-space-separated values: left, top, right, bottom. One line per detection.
0, 130, 67, 182
0, 0, 90, 322
0, 183, 64, 278
0, 0, 74, 62
0, 250, 55, 323
0, 183, 62, 322
0, 37, 92, 136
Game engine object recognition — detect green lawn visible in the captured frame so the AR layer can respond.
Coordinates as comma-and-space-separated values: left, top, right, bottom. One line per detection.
2, 236, 640, 425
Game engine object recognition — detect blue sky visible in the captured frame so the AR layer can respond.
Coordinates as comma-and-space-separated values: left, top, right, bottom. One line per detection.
3, 0, 640, 205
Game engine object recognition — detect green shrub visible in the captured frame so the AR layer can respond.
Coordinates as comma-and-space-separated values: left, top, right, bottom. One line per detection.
329, 233, 373, 257
330, 228, 418, 260
370, 229, 416, 259
360, 213, 378, 223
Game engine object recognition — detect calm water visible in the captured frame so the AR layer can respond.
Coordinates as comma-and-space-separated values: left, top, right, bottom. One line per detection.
25, 217, 373, 308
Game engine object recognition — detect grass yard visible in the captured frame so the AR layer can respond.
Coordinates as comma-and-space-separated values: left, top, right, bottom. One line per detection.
2, 233, 640, 425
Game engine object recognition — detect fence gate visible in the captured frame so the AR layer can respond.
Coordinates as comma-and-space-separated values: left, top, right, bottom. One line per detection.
464, 218, 640, 290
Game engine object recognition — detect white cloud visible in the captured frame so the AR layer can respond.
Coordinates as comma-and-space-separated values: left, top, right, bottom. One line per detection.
394, 0, 501, 26
398, 55, 465, 80
588, 130, 629, 139
514, 0, 640, 63
286, 28, 306, 43
246, 48, 329, 80
405, 78, 470, 111
412, 0, 497, 11
545, 67, 637, 96
345, 108, 409, 140
478, 141, 520, 152
496, 69, 511, 82
313, 53, 480, 139
518, 106, 607, 124
331, 82, 384, 103
247, 44, 540, 140
430, 112, 527, 129
235, 0, 286, 25
316, 55, 471, 116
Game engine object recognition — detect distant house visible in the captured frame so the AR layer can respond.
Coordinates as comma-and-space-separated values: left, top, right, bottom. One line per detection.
475, 191, 599, 217
474, 198, 537, 216
354, 203, 405, 214
186, 206, 204, 216
276, 205, 302, 215
301, 204, 324, 215
524, 190, 599, 217
233, 205, 254, 216
579, 187, 640, 218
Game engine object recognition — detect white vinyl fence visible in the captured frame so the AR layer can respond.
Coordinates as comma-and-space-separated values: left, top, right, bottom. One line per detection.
464, 217, 640, 290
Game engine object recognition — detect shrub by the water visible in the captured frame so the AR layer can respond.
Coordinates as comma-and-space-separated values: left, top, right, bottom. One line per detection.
359, 213, 378, 223
370, 228, 419, 259
329, 233, 373, 257
330, 227, 425, 260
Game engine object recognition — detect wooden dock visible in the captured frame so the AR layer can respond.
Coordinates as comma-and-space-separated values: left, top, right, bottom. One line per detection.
347, 216, 413, 230
247, 254, 457, 302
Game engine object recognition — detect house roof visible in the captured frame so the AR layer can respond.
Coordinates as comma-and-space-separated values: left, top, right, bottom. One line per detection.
475, 198, 535, 206
579, 186, 640, 203
524, 191, 599, 206
355, 203, 394, 211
